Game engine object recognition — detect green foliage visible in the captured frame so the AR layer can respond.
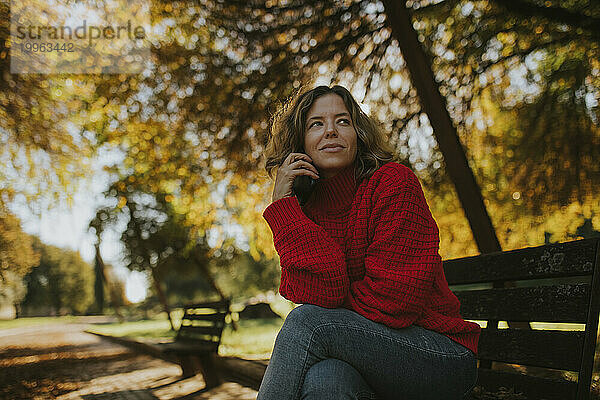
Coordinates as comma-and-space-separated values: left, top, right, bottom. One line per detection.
0, 211, 40, 307
21, 238, 95, 315
414, 0, 600, 213
0, 2, 107, 213
161, 267, 214, 306
505, 52, 599, 212
210, 252, 281, 303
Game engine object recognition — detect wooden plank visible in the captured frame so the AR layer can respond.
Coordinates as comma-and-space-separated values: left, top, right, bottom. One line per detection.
477, 329, 585, 371
444, 239, 598, 285
183, 312, 228, 322
179, 319, 224, 329
176, 334, 220, 343
473, 368, 577, 400
455, 284, 590, 322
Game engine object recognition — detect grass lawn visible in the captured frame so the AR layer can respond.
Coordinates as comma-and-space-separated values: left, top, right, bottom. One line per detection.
87, 318, 176, 340
0, 315, 79, 330
220, 318, 284, 358
86, 315, 284, 359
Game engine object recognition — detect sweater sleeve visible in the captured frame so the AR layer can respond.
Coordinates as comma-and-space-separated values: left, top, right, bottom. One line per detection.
262, 196, 349, 308
347, 166, 439, 327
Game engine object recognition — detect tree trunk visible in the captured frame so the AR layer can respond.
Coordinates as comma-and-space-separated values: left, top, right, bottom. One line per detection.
94, 243, 124, 322
152, 269, 175, 331
381, 1, 531, 371
94, 243, 105, 314
382, 0, 501, 255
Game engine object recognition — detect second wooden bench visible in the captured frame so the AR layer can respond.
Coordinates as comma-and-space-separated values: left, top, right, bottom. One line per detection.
161, 299, 231, 389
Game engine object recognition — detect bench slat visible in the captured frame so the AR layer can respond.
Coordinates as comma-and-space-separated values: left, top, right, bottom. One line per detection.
177, 324, 225, 339
477, 329, 585, 371
444, 239, 597, 285
182, 300, 231, 310
455, 283, 590, 322
182, 312, 228, 322
472, 368, 577, 400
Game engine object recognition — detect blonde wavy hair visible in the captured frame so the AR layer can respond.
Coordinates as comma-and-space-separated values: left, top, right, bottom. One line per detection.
263, 84, 398, 184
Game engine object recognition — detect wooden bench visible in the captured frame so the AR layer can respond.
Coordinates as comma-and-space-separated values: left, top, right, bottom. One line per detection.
445, 238, 600, 399
161, 299, 231, 389
220, 239, 600, 399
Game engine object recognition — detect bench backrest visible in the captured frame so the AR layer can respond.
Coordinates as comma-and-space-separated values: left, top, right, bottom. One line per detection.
175, 299, 231, 352
443, 238, 600, 400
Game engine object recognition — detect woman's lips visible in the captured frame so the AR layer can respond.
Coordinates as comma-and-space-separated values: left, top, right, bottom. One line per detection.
320, 146, 344, 152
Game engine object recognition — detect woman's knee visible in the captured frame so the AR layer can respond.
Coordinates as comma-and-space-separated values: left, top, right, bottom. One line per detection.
301, 358, 377, 400
281, 304, 325, 336
285, 304, 322, 323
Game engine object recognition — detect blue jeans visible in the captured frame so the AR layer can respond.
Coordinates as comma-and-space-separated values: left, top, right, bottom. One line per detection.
257, 304, 478, 400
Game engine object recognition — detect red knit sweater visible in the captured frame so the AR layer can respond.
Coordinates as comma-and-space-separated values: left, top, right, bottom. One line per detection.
262, 161, 480, 355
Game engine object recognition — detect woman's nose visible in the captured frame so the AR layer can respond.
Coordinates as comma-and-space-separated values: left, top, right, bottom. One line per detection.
325, 122, 338, 136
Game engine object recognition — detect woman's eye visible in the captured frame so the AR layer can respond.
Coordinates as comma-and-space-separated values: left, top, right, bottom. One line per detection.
308, 119, 349, 128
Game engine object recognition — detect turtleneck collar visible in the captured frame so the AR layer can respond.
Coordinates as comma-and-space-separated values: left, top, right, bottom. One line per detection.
305, 163, 358, 212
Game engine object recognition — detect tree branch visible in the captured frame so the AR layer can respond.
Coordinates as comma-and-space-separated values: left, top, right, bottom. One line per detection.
477, 35, 574, 75
413, 0, 461, 17
492, 0, 600, 38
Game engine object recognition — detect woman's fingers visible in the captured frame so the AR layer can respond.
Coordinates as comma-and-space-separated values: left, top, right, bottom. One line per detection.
271, 153, 319, 202
287, 155, 319, 176
287, 152, 312, 164
292, 164, 319, 179
292, 160, 318, 175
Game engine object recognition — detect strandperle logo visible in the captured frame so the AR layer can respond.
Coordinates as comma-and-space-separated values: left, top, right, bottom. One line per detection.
15, 20, 146, 47
10, 0, 150, 74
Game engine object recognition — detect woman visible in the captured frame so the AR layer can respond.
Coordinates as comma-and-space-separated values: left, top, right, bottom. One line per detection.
259, 85, 480, 400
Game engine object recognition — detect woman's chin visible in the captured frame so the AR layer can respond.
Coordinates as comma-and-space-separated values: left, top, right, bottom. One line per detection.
316, 163, 352, 178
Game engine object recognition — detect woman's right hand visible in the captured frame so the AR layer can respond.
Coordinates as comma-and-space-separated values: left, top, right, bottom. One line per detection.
272, 153, 320, 203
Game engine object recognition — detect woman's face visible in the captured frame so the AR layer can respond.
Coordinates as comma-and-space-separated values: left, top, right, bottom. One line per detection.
303, 93, 358, 179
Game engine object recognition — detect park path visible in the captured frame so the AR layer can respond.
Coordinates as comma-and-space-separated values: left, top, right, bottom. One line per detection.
0, 319, 258, 400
